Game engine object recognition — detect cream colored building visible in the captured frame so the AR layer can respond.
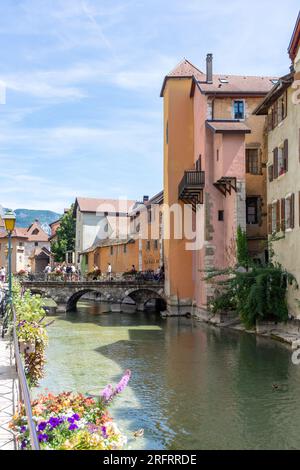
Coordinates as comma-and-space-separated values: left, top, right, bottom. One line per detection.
255, 12, 300, 317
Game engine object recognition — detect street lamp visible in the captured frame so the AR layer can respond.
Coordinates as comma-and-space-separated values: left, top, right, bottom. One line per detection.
3, 210, 16, 302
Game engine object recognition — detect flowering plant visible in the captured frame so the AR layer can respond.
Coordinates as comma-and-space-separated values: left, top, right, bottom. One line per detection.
17, 320, 48, 387
10, 370, 131, 450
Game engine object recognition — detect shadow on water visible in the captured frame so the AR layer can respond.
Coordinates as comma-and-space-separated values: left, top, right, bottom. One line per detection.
38, 301, 300, 450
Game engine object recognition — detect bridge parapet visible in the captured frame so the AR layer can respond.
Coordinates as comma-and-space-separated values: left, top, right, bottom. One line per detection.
21, 280, 166, 313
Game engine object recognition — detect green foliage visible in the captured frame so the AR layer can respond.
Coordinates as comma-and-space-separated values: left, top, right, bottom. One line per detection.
51, 205, 76, 262
236, 225, 251, 268
12, 280, 49, 387
207, 264, 298, 328
206, 227, 298, 328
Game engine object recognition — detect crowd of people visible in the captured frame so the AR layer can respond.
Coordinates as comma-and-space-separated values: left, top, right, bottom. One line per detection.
44, 262, 80, 281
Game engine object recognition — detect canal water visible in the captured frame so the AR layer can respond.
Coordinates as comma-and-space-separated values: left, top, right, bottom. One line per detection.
37, 301, 300, 450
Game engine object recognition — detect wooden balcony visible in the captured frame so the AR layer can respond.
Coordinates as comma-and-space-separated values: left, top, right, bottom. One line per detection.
178, 170, 205, 210
213, 177, 237, 197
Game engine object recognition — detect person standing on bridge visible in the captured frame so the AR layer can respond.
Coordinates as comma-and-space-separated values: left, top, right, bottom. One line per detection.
44, 263, 51, 281
107, 263, 112, 281
0, 266, 6, 283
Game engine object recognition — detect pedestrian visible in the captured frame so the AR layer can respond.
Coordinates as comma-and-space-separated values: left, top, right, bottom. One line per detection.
130, 265, 137, 274
66, 264, 72, 281
107, 263, 112, 281
0, 266, 6, 283
71, 264, 76, 281
44, 263, 51, 281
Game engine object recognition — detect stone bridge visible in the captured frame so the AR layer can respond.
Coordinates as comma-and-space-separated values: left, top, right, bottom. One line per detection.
21, 280, 166, 313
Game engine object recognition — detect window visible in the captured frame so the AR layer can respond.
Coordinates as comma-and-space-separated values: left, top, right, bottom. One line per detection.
146, 241, 150, 251
233, 100, 245, 120
123, 244, 127, 254
154, 240, 159, 250
110, 246, 113, 255
218, 210, 224, 221
19, 242, 24, 247
246, 198, 259, 225
268, 91, 287, 130
147, 209, 152, 224
284, 194, 295, 230
216, 149, 219, 161
268, 164, 274, 182
32, 228, 39, 235
271, 203, 277, 233
34, 242, 38, 247
246, 148, 260, 174
273, 141, 288, 178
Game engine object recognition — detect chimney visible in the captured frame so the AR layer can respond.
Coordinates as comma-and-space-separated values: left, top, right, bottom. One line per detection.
143, 195, 149, 203
206, 53, 213, 84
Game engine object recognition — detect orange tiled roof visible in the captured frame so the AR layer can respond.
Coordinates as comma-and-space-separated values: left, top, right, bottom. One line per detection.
161, 58, 276, 96
75, 197, 136, 215
26, 221, 49, 242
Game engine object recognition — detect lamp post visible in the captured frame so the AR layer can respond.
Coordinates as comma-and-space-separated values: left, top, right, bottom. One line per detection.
3, 210, 16, 303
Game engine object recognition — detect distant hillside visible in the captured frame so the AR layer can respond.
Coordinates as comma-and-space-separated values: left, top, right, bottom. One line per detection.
13, 209, 61, 228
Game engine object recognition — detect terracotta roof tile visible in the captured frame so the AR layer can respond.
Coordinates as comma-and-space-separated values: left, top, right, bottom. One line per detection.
161, 58, 276, 96
75, 197, 136, 214
199, 74, 276, 95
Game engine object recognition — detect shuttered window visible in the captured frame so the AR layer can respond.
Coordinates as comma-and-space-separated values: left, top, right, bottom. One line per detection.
283, 139, 288, 173
285, 194, 295, 230
281, 199, 285, 232
273, 148, 278, 179
268, 204, 272, 234
268, 164, 273, 182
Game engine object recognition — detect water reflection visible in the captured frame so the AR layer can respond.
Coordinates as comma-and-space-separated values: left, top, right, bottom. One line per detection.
37, 301, 300, 450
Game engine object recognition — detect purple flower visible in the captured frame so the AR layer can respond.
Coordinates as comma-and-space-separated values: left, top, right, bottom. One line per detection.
68, 423, 78, 431
48, 417, 60, 428
37, 421, 47, 432
72, 413, 80, 421
67, 417, 74, 424
101, 426, 108, 439
113, 369, 132, 396
38, 433, 49, 442
20, 425, 27, 433
100, 370, 132, 404
100, 384, 114, 403
86, 423, 99, 434
21, 439, 27, 449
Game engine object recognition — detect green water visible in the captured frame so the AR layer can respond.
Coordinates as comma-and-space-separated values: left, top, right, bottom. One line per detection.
37, 301, 300, 450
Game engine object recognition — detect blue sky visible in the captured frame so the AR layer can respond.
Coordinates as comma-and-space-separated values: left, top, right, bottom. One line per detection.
0, 0, 299, 213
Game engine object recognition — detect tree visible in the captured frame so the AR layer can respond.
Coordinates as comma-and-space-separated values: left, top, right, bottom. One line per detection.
51, 206, 76, 263
236, 225, 251, 268
206, 228, 298, 328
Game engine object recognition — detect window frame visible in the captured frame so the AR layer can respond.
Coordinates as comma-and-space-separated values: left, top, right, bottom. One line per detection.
233, 99, 245, 120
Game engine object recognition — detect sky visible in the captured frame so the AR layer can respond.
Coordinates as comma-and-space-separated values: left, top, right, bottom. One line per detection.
0, 0, 299, 213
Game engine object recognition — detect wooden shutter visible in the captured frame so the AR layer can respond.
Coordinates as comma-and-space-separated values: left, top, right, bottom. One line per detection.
273, 148, 278, 179
283, 90, 287, 119
291, 193, 295, 229
284, 139, 288, 172
276, 200, 281, 232
268, 204, 272, 234
268, 164, 273, 182
273, 104, 278, 128
257, 197, 262, 226
281, 199, 285, 231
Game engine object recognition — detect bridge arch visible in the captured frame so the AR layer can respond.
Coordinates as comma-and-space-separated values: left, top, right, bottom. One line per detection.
123, 288, 166, 312
66, 289, 105, 312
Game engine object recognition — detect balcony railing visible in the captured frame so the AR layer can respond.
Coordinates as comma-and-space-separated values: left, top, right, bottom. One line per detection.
178, 170, 205, 207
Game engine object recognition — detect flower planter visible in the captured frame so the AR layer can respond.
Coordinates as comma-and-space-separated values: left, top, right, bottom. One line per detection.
19, 340, 36, 354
